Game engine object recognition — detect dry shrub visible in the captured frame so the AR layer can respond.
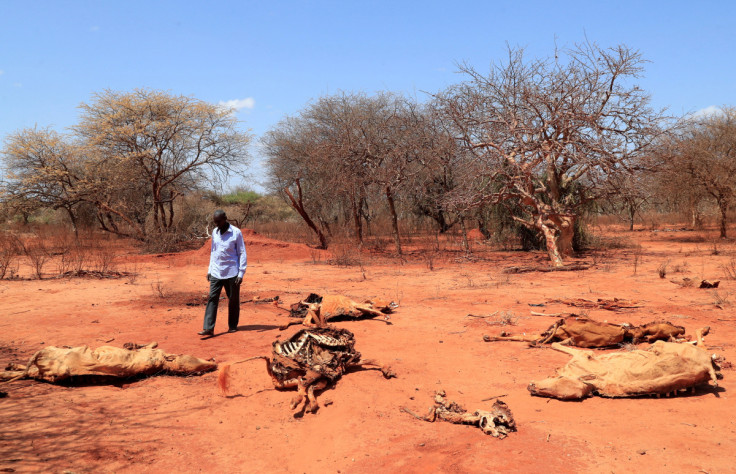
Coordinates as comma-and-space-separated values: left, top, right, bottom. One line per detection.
91, 242, 118, 273
151, 276, 169, 298
721, 258, 736, 280
588, 234, 636, 250
657, 260, 670, 279
490, 311, 519, 326
19, 235, 50, 279
713, 289, 732, 307
328, 243, 362, 267
0, 233, 21, 279
69, 240, 88, 273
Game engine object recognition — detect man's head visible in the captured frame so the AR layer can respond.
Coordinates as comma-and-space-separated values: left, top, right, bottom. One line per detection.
213, 210, 228, 231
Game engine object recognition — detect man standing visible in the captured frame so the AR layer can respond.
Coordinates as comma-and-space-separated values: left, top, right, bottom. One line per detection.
198, 210, 247, 336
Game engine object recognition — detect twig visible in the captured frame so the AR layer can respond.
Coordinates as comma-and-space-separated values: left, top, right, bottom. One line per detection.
400, 406, 427, 421
481, 394, 507, 401
9, 310, 30, 315
466, 312, 499, 319
503, 264, 591, 274
530, 311, 562, 317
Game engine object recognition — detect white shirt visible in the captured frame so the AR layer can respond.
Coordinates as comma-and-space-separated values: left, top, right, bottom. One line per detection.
208, 224, 247, 280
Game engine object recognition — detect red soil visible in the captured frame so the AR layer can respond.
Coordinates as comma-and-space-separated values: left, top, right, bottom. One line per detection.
2, 229, 735, 473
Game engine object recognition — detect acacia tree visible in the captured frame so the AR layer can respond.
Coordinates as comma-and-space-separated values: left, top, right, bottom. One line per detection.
74, 89, 251, 237
436, 43, 668, 266
661, 107, 736, 238
2, 128, 91, 235
1, 89, 250, 240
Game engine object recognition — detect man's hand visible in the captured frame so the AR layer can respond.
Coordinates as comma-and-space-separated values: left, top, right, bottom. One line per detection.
207, 273, 211, 282
235, 275, 243, 285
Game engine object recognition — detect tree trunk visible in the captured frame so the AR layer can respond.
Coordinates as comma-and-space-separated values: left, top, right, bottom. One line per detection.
459, 218, 470, 254
351, 195, 363, 246
537, 214, 575, 267
628, 205, 636, 231
719, 200, 729, 239
168, 199, 175, 229
284, 180, 328, 250
385, 186, 402, 255
64, 206, 79, 239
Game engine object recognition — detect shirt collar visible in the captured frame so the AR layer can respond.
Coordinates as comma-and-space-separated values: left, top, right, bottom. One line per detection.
216, 224, 232, 235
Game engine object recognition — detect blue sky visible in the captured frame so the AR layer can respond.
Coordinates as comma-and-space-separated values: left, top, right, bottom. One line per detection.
1, 1, 734, 190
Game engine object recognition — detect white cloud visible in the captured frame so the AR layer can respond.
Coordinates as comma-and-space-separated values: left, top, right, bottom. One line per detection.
218, 97, 255, 113
690, 105, 724, 119
90, 25, 100, 32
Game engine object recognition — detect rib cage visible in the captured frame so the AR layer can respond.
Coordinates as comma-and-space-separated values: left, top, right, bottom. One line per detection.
270, 327, 360, 382
276, 332, 348, 358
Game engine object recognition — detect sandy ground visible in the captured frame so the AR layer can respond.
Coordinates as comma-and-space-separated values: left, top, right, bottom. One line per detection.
1, 228, 735, 473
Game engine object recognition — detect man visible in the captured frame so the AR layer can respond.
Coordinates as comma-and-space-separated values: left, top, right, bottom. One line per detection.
198, 210, 247, 336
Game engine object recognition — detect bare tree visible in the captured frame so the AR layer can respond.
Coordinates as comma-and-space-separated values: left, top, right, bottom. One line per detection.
2, 128, 90, 235
74, 89, 251, 237
264, 92, 435, 253
435, 42, 668, 266
659, 107, 736, 238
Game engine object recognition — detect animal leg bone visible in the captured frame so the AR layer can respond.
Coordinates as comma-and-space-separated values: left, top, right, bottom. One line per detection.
305, 378, 329, 413
357, 359, 396, 378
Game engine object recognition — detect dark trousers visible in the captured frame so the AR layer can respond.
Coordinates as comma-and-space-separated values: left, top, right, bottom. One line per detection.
203, 276, 240, 331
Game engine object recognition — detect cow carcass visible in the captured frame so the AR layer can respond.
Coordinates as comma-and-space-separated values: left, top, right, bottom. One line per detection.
401, 390, 516, 438
483, 315, 686, 348
0, 342, 216, 383
280, 293, 397, 329
218, 327, 395, 414
528, 328, 721, 400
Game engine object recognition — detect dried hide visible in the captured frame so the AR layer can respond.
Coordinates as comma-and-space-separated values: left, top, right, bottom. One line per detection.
402, 391, 516, 438
484, 316, 685, 348
218, 327, 394, 414
528, 335, 721, 400
282, 293, 397, 329
548, 298, 640, 311
1, 342, 216, 383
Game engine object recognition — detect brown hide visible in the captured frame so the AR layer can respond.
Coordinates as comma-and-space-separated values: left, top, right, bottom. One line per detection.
549, 317, 626, 348
528, 341, 720, 400
625, 321, 686, 343
1, 343, 216, 382
487, 316, 687, 348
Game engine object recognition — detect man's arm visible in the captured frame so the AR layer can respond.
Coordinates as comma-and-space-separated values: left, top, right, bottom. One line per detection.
207, 235, 215, 281
235, 229, 247, 284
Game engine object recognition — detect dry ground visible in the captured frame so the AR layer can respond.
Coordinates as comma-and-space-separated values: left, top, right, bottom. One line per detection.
1, 228, 735, 473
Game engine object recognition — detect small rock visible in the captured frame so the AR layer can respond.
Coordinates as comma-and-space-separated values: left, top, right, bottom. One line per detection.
637, 449, 647, 455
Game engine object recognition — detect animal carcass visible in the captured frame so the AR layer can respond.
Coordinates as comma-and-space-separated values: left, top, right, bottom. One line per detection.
281, 293, 397, 329
528, 328, 721, 400
402, 391, 516, 438
0, 342, 216, 383
484, 315, 685, 348
218, 327, 394, 414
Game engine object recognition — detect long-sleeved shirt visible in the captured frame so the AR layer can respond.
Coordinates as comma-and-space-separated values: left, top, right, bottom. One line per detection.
208, 224, 247, 280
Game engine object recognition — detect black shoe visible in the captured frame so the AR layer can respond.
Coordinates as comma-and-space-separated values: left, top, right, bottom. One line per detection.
227, 328, 238, 333
198, 330, 214, 336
